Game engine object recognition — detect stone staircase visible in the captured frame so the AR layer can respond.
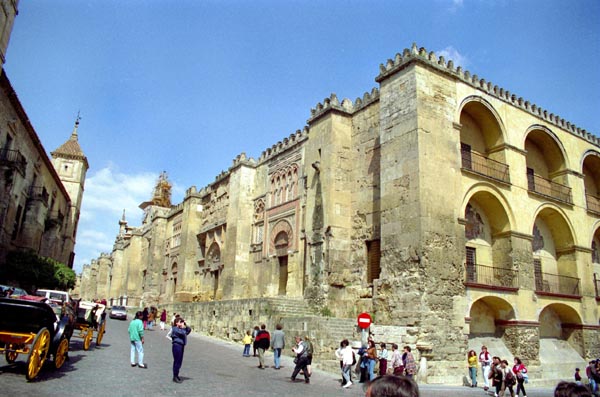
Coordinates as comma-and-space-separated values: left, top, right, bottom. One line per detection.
263, 297, 315, 317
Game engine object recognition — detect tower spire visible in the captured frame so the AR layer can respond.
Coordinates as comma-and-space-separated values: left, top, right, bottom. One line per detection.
71, 111, 81, 140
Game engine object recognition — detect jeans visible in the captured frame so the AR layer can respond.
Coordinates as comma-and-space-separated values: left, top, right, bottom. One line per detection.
130, 340, 144, 365
368, 359, 376, 380
342, 364, 352, 384
172, 343, 185, 378
469, 367, 477, 386
273, 348, 282, 368
482, 365, 491, 388
243, 344, 251, 356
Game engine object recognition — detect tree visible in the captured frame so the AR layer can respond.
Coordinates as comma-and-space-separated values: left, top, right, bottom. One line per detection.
0, 250, 75, 292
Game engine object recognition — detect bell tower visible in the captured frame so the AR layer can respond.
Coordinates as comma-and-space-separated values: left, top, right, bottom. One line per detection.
51, 114, 89, 266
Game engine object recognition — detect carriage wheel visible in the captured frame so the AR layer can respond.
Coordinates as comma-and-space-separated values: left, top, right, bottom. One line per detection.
54, 338, 69, 369
83, 328, 93, 351
26, 328, 50, 381
5, 349, 18, 363
96, 321, 106, 346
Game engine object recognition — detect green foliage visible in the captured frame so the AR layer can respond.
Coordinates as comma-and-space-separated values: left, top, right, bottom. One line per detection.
320, 306, 333, 317
0, 250, 75, 292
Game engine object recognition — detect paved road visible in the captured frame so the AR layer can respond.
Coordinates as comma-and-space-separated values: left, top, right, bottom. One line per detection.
1, 317, 557, 397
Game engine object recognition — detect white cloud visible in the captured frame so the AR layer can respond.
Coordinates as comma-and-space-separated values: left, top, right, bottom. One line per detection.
436, 46, 469, 68
73, 166, 158, 274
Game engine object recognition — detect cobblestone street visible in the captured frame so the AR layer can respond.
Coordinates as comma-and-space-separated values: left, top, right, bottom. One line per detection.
1, 318, 557, 397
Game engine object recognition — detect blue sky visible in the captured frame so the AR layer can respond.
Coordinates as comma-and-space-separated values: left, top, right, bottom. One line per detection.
4, 0, 599, 274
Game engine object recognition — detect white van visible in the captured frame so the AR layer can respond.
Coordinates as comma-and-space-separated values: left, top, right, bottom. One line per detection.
35, 289, 70, 304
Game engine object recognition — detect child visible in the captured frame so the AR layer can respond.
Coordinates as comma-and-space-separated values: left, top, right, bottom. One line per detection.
574, 367, 582, 385
242, 330, 252, 357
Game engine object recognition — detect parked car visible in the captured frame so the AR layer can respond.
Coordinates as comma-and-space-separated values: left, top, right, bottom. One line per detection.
0, 284, 28, 298
109, 305, 127, 320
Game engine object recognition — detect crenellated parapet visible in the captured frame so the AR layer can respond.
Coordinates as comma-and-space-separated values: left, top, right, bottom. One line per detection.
376, 43, 599, 147
257, 127, 309, 164
307, 93, 355, 124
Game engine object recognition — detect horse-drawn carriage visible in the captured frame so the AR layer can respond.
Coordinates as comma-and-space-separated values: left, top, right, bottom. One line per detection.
0, 297, 70, 381
69, 300, 106, 350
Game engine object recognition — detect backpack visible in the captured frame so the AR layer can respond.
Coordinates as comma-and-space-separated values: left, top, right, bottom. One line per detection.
505, 370, 516, 386
305, 341, 314, 356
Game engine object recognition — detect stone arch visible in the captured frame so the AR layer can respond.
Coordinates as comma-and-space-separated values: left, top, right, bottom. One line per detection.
469, 296, 515, 335
462, 183, 515, 234
457, 95, 507, 151
206, 241, 222, 270
531, 205, 579, 295
524, 125, 570, 176
538, 303, 584, 356
581, 150, 600, 213
591, 222, 600, 285
270, 219, 293, 256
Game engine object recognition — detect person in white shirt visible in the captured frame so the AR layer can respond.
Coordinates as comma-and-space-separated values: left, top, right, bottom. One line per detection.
340, 339, 354, 388
479, 345, 493, 391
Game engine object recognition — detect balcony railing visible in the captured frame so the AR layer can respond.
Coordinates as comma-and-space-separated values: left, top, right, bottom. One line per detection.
461, 146, 510, 184
586, 194, 600, 215
465, 263, 519, 289
527, 170, 572, 204
0, 148, 27, 175
535, 272, 580, 297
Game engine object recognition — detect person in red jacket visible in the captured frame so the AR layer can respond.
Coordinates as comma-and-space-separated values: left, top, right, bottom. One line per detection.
254, 324, 270, 369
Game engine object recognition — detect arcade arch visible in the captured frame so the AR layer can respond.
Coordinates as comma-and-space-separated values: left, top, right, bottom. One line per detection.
463, 189, 514, 288
538, 303, 584, 356
459, 97, 510, 183
524, 127, 572, 203
469, 297, 515, 335
531, 207, 578, 295
582, 151, 600, 214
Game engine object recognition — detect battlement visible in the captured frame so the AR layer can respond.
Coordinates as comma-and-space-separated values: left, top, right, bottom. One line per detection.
257, 127, 309, 164
376, 43, 599, 147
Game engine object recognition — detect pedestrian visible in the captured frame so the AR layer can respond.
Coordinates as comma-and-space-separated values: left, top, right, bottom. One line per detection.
242, 330, 252, 357
574, 368, 581, 385
142, 307, 149, 329
500, 359, 516, 397
171, 317, 191, 383
159, 309, 167, 331
513, 357, 528, 397
171, 312, 178, 326
128, 311, 146, 368
378, 343, 388, 376
390, 343, 404, 375
467, 349, 478, 387
254, 324, 270, 369
304, 335, 314, 376
490, 356, 503, 397
554, 381, 593, 397
339, 339, 354, 388
290, 335, 310, 384
357, 344, 369, 382
590, 360, 600, 396
336, 340, 353, 385
403, 346, 417, 378
271, 324, 285, 369
480, 345, 493, 391
147, 308, 155, 330
365, 375, 420, 397
252, 325, 260, 357
366, 339, 378, 380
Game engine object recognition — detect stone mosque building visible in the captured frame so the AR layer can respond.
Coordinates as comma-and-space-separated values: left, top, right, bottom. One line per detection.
79, 43, 600, 384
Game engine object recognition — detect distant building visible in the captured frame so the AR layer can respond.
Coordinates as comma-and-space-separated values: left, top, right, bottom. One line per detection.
81, 43, 600, 384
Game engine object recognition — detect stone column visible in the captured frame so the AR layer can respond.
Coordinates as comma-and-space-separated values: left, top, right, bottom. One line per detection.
500, 322, 540, 363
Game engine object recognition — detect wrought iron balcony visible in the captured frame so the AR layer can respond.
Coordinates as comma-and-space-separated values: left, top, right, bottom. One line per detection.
526, 170, 572, 204
586, 194, 600, 215
464, 263, 519, 290
460, 146, 510, 184
0, 148, 27, 175
534, 271, 580, 297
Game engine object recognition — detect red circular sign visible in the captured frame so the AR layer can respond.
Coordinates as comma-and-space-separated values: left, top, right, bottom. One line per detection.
357, 312, 372, 329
